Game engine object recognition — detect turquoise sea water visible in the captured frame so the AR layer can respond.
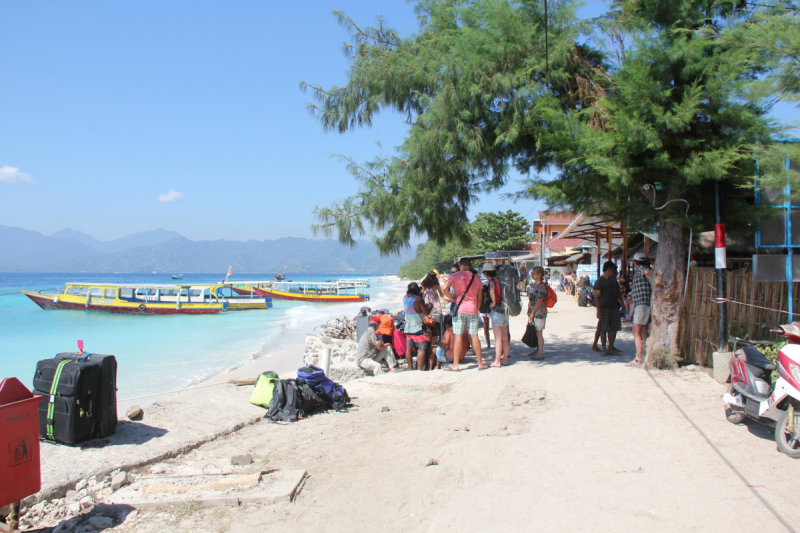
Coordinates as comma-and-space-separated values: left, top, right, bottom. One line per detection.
0, 273, 405, 401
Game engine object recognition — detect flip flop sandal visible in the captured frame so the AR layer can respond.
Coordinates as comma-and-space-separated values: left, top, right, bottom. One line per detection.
625, 359, 642, 366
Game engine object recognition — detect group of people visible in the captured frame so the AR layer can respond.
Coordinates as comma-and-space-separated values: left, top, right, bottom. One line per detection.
589, 253, 653, 364
356, 257, 519, 374
356, 252, 652, 375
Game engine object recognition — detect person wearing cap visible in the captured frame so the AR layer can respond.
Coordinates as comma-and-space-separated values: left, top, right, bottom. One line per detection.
482, 263, 509, 366
627, 253, 653, 366
591, 261, 626, 355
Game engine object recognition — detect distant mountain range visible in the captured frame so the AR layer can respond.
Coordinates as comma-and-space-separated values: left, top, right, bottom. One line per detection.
0, 225, 412, 274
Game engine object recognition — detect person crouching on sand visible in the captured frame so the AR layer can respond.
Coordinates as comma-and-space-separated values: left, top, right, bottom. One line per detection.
357, 321, 397, 375
435, 315, 454, 367
426, 324, 441, 370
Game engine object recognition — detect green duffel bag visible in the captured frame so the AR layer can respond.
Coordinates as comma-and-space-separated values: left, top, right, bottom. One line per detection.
250, 371, 279, 408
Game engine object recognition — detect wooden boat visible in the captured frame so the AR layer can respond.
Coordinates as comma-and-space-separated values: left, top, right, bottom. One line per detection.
275, 273, 286, 280
171, 274, 183, 280
21, 282, 272, 315
230, 280, 369, 303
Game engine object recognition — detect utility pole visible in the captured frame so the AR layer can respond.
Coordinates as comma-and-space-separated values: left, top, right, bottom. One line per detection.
714, 181, 728, 351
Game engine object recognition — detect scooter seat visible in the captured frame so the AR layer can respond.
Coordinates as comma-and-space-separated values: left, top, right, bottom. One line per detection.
741, 347, 777, 371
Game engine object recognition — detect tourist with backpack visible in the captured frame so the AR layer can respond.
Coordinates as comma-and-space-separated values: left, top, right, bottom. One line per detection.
441, 258, 485, 371
527, 266, 549, 360
483, 263, 510, 367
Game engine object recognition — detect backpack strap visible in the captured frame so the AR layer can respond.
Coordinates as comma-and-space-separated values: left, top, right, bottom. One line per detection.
45, 359, 73, 440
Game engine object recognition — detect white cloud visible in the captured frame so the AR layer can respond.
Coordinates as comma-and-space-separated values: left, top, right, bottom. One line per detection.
0, 166, 36, 184
158, 189, 183, 203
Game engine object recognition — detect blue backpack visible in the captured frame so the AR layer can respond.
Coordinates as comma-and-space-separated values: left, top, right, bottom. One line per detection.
296, 365, 350, 411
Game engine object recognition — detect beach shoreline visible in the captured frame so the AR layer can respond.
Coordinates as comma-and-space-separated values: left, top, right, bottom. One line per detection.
34, 275, 405, 502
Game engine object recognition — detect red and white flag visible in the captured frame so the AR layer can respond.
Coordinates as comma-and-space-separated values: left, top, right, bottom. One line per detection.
223, 266, 233, 283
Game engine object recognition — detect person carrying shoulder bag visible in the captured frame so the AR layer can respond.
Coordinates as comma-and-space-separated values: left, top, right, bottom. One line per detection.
441, 258, 485, 371
527, 266, 548, 360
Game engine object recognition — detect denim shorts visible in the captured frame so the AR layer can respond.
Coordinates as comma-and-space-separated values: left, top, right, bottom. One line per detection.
490, 307, 509, 327
452, 313, 479, 335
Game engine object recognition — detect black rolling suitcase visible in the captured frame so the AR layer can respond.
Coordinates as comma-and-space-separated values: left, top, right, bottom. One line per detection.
33, 352, 118, 444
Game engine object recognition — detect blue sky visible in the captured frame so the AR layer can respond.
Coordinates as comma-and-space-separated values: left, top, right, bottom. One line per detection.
1, 1, 796, 242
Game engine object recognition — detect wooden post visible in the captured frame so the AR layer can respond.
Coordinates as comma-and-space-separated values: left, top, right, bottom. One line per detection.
644, 235, 651, 256
596, 232, 601, 279
606, 227, 612, 268
622, 222, 628, 277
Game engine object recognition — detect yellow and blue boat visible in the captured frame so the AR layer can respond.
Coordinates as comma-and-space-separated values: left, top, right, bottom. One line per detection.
231, 280, 369, 303
21, 282, 272, 315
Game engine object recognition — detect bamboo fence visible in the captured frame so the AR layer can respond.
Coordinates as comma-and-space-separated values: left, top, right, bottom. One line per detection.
679, 268, 800, 365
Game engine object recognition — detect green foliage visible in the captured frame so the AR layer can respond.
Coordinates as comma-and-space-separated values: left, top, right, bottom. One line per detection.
397, 209, 530, 278
397, 240, 458, 279
757, 340, 788, 388
305, 0, 781, 252
470, 211, 532, 252
303, 0, 604, 252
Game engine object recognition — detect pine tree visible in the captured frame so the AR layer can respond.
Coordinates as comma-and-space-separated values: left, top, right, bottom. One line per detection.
304, 0, 780, 355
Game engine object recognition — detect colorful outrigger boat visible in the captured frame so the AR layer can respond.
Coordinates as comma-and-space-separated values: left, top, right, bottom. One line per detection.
231, 280, 369, 303
21, 282, 273, 315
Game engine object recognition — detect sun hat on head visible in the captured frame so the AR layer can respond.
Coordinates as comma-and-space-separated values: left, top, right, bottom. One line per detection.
482, 263, 496, 272
432, 269, 439, 275
632, 252, 650, 265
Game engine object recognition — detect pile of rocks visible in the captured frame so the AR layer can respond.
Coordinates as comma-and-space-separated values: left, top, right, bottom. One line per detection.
18, 470, 132, 532
302, 334, 368, 381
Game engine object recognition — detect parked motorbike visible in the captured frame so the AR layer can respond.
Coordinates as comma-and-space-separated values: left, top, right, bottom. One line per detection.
723, 323, 800, 458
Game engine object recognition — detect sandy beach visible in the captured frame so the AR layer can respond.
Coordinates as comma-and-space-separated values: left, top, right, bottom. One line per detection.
14, 282, 800, 532
30, 276, 404, 501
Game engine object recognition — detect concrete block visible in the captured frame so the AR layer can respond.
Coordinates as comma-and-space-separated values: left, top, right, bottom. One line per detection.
712, 351, 732, 384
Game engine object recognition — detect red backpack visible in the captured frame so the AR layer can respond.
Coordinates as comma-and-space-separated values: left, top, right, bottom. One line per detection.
544, 285, 558, 308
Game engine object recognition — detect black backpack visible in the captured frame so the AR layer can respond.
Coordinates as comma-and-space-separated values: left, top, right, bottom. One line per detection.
296, 365, 351, 411
296, 379, 327, 415
479, 284, 492, 314
267, 379, 303, 422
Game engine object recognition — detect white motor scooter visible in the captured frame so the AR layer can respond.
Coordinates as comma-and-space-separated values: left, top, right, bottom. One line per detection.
722, 323, 800, 458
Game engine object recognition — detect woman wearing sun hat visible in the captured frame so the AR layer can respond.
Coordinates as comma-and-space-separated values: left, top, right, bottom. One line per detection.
482, 263, 510, 367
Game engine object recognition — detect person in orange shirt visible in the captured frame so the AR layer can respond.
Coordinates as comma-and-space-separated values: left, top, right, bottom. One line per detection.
375, 313, 395, 343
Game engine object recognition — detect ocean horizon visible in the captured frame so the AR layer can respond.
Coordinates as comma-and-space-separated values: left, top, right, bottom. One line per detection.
0, 272, 406, 403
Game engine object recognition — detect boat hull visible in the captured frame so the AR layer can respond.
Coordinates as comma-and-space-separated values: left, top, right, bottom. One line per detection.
22, 292, 224, 315
232, 286, 367, 303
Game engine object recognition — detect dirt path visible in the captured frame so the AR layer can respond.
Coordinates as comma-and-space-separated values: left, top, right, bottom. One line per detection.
35, 298, 800, 532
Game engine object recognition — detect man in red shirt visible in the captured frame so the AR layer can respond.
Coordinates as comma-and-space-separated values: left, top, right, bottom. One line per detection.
441, 258, 485, 371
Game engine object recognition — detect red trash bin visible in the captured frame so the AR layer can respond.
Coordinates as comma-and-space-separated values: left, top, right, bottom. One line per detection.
0, 377, 44, 508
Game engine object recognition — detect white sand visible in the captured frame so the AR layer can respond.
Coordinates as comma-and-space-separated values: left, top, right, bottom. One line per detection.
40, 293, 800, 532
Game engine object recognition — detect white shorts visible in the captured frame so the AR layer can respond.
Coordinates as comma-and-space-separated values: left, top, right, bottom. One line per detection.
633, 305, 651, 325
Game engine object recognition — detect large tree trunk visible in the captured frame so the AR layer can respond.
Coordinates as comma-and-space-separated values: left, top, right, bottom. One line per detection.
647, 221, 686, 356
